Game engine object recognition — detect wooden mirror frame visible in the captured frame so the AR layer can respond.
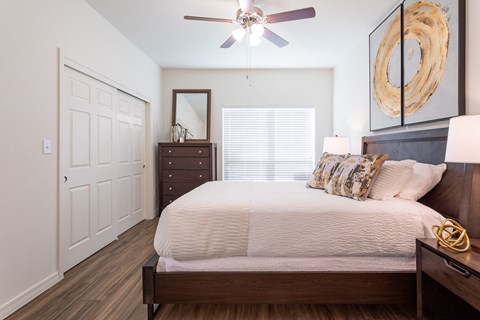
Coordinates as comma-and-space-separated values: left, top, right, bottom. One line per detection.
172, 89, 211, 142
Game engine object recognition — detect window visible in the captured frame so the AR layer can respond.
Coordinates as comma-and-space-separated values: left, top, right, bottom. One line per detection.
223, 107, 315, 181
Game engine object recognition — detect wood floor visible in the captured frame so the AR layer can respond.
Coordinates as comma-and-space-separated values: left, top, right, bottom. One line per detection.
7, 218, 416, 320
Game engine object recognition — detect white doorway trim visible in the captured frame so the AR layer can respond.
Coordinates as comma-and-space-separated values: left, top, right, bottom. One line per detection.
58, 48, 154, 275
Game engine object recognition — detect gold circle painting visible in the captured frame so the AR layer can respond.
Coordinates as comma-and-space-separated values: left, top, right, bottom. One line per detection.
373, 14, 402, 117
374, 1, 449, 117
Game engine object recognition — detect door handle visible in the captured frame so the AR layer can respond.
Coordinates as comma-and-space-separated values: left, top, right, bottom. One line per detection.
143, 164, 146, 169
64, 176, 68, 183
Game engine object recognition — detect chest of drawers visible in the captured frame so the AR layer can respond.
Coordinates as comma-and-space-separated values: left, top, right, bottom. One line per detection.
158, 143, 217, 210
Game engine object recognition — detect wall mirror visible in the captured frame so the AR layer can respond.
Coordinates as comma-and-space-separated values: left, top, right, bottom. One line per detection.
172, 89, 211, 142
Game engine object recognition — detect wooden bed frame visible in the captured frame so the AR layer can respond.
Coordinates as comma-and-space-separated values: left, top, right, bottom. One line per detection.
143, 128, 480, 320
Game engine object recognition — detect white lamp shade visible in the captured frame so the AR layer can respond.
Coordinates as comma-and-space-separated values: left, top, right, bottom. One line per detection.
323, 136, 350, 154
250, 24, 264, 38
445, 115, 480, 163
232, 28, 246, 42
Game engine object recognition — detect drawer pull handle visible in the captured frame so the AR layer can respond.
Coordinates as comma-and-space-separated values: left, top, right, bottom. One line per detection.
198, 150, 202, 154
168, 150, 172, 153
169, 187, 173, 191
199, 162, 202, 165
199, 174, 203, 178
168, 161, 172, 165
444, 260, 471, 278
169, 174, 172, 178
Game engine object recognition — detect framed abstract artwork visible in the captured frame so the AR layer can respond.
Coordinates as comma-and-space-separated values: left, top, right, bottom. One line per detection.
369, 0, 465, 131
369, 5, 403, 131
402, 0, 465, 126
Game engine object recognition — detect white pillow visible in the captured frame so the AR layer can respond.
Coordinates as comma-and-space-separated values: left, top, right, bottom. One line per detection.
396, 163, 447, 201
369, 160, 416, 200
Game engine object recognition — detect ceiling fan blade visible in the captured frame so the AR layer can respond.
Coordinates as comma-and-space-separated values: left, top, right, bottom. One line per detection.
220, 35, 237, 48
239, 0, 254, 14
265, 7, 316, 24
263, 28, 289, 48
184, 16, 234, 23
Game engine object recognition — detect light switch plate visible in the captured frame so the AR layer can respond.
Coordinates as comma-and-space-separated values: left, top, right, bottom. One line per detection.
43, 139, 52, 154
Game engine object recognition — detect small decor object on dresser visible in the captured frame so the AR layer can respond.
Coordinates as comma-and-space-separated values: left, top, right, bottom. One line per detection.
158, 143, 217, 210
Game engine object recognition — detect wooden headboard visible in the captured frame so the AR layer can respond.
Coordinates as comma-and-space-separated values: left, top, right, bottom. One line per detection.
362, 128, 480, 237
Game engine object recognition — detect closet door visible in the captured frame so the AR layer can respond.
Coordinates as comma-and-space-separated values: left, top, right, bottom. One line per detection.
60, 66, 118, 272
116, 91, 145, 234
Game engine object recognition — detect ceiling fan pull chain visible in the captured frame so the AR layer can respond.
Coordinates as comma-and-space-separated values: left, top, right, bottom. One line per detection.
247, 40, 252, 87
246, 45, 249, 81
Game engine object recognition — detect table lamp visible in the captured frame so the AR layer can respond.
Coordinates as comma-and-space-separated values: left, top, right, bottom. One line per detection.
445, 115, 480, 164
323, 136, 350, 154
444, 115, 480, 251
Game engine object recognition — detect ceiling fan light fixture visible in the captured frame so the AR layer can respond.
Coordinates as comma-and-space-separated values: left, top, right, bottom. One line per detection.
232, 27, 246, 42
250, 23, 264, 38
185, 1, 316, 49
249, 35, 261, 46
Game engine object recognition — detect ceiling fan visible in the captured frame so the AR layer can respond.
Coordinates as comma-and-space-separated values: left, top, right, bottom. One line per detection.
184, 0, 316, 48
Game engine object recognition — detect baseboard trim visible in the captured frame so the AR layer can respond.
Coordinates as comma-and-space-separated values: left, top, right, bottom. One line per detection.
0, 272, 62, 319
146, 209, 159, 220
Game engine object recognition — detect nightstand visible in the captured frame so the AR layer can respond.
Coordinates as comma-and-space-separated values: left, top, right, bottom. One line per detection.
416, 238, 480, 319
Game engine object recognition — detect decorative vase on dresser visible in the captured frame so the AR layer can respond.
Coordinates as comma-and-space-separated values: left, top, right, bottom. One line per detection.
158, 143, 217, 210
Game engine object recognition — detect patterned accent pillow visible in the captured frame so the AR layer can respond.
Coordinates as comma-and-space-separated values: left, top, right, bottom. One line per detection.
325, 154, 388, 201
307, 153, 348, 189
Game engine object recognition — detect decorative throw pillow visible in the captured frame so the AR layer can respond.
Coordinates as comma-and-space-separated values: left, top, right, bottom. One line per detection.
396, 163, 447, 201
307, 153, 348, 190
325, 154, 387, 201
368, 160, 416, 200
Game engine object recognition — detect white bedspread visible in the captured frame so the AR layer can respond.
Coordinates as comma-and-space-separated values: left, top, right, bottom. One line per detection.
154, 181, 443, 260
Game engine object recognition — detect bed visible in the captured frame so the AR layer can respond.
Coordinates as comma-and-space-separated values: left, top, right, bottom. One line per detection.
143, 128, 478, 320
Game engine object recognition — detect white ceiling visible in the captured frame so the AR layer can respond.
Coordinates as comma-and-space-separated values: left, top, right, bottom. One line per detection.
85, 0, 399, 69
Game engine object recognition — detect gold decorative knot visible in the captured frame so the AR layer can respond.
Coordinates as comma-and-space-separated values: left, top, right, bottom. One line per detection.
432, 218, 470, 252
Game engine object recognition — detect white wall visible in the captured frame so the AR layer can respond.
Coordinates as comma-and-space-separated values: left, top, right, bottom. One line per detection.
162, 69, 333, 178
333, 0, 480, 154
0, 0, 162, 317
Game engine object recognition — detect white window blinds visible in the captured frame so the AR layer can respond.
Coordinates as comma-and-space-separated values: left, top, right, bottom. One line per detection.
223, 107, 315, 181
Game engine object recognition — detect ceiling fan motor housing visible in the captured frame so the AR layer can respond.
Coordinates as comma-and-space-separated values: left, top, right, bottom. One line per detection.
236, 7, 265, 28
